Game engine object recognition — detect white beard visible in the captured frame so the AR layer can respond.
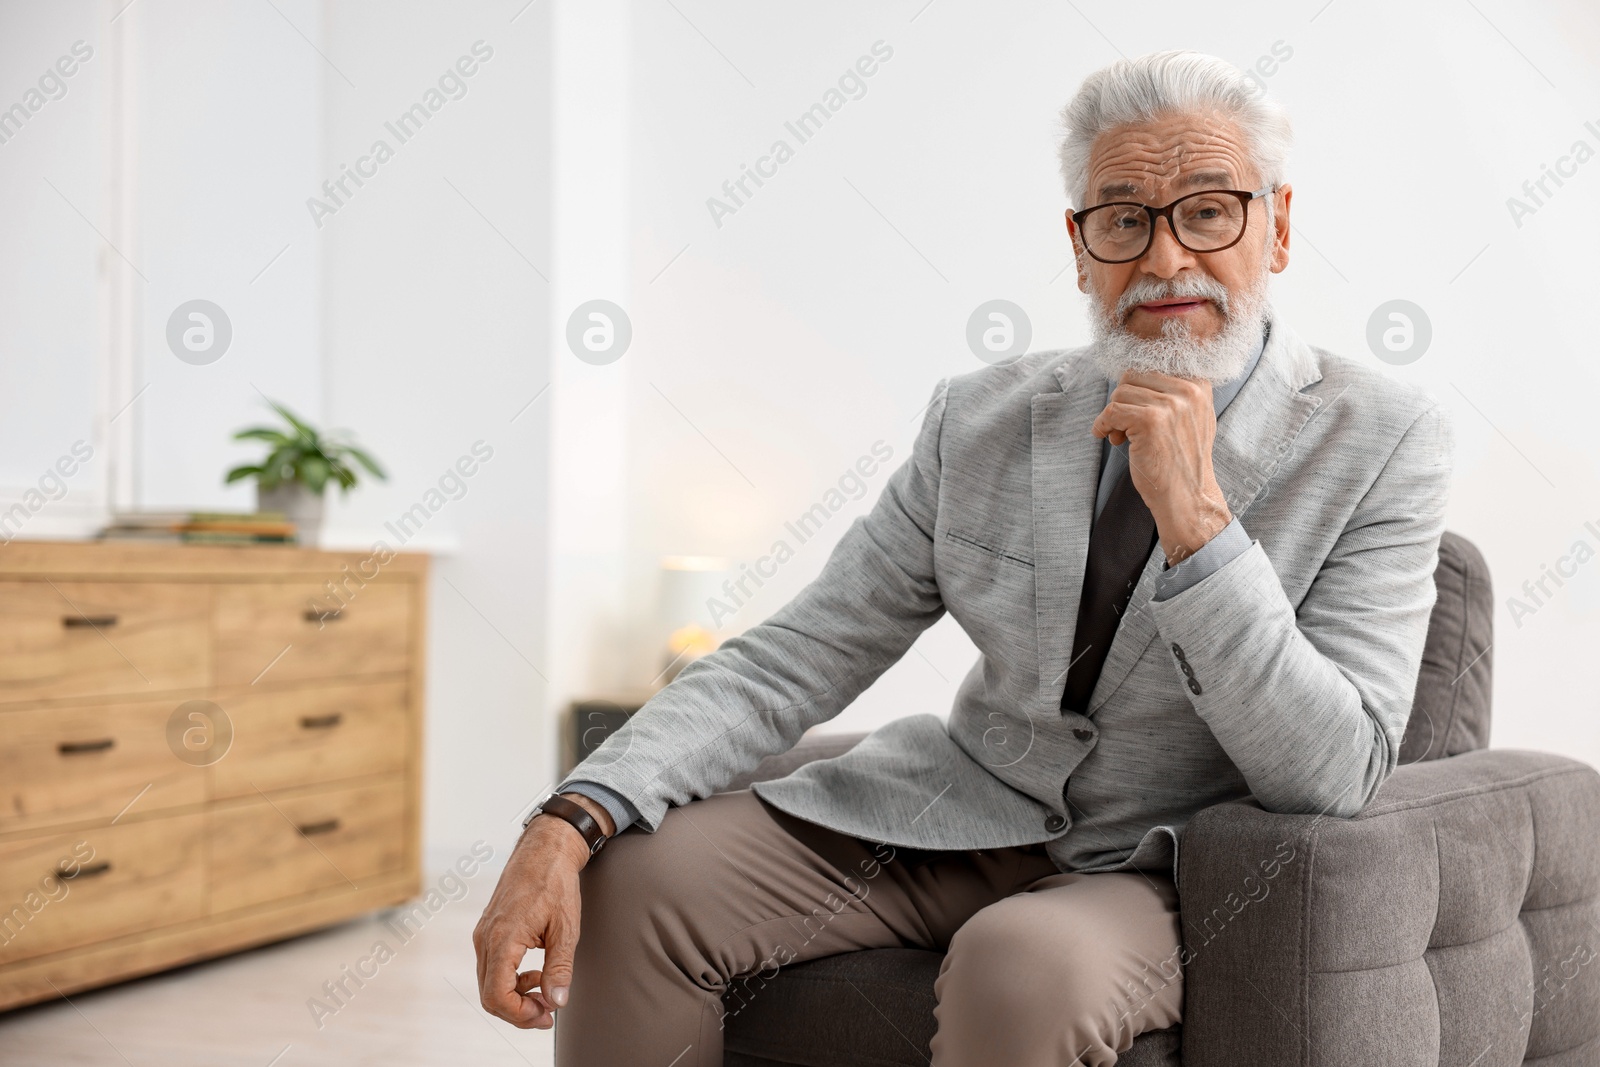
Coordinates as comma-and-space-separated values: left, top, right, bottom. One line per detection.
1087, 256, 1273, 385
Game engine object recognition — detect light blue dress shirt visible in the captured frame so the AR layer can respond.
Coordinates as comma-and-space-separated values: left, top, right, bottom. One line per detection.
567, 324, 1271, 836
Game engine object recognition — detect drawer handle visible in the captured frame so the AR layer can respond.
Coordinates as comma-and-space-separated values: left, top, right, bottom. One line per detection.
62, 614, 119, 628
58, 738, 116, 755
59, 860, 112, 880
297, 818, 341, 837
304, 608, 343, 623
299, 713, 344, 730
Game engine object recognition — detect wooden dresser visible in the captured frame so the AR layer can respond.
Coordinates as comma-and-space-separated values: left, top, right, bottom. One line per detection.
0, 541, 426, 1011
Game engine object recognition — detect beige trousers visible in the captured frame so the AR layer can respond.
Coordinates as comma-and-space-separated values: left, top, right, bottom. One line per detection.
554, 789, 1182, 1066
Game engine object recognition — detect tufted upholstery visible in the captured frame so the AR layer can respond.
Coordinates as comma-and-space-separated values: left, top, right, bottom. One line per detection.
1178, 749, 1600, 1066
722, 533, 1600, 1066
1399, 532, 1495, 764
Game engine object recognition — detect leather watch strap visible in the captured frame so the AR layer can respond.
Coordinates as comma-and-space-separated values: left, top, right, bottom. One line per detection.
529, 793, 608, 856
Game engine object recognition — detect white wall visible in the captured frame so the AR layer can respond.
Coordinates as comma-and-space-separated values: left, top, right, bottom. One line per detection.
542, 0, 636, 760
0, 0, 108, 533
0, 0, 325, 521
131, 0, 326, 511
317, 0, 553, 858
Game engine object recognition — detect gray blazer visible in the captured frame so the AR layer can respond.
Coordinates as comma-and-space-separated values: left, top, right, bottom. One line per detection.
557, 313, 1454, 879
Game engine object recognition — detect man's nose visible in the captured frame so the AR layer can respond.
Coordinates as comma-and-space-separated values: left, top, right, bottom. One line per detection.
1136, 216, 1195, 278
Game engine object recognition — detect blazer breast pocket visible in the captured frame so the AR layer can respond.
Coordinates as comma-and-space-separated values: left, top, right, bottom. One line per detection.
938, 527, 1036, 670
941, 528, 1034, 571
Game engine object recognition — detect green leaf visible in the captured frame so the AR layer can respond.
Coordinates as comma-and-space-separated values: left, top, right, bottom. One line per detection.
232, 427, 290, 445
269, 400, 319, 444
341, 446, 387, 480
260, 443, 302, 478
299, 455, 332, 493
229, 398, 384, 496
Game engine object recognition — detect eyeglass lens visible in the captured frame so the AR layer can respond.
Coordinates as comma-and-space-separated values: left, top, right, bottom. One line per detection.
1082, 193, 1248, 260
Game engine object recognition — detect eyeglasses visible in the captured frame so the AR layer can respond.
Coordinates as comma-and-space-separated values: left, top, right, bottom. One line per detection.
1071, 187, 1271, 264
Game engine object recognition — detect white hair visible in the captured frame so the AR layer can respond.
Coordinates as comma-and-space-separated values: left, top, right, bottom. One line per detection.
1057, 50, 1293, 208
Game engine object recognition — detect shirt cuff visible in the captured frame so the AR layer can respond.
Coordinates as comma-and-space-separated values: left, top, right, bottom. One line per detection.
560, 780, 640, 835
1152, 518, 1250, 602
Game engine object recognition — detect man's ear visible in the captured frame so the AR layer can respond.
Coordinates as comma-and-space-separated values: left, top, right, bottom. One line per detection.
1269, 184, 1292, 274
1065, 210, 1089, 293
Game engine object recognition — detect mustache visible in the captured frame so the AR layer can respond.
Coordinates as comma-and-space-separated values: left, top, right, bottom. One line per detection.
1114, 274, 1232, 322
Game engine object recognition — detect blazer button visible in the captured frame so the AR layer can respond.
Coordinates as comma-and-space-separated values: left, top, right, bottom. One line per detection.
1073, 727, 1093, 741
1187, 677, 1203, 696
1178, 660, 1195, 679
1170, 642, 1186, 660
1044, 813, 1067, 832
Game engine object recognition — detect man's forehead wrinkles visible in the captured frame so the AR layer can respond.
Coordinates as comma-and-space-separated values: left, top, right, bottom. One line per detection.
1093, 146, 1242, 174
1097, 129, 1238, 154
1090, 151, 1243, 201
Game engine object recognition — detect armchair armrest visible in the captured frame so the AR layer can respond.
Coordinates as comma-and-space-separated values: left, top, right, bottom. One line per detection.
1176, 749, 1600, 1067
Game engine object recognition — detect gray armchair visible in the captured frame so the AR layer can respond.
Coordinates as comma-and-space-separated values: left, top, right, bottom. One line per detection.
721, 532, 1600, 1065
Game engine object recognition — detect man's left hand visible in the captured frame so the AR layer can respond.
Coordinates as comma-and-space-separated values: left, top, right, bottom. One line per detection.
1091, 370, 1233, 567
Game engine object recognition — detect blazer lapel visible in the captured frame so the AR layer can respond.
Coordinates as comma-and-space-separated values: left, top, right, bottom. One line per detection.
1031, 355, 1106, 708
1204, 318, 1325, 533
1031, 315, 1327, 715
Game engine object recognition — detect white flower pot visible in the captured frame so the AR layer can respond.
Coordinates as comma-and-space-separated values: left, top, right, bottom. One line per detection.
257, 483, 325, 546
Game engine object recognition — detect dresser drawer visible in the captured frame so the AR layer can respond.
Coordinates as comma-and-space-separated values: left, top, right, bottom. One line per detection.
0, 813, 206, 966
212, 581, 412, 685
209, 779, 407, 914
0, 581, 210, 703
0, 700, 208, 834
212, 681, 410, 799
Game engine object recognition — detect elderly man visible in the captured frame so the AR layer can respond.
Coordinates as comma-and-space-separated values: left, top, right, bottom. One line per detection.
475, 49, 1451, 1064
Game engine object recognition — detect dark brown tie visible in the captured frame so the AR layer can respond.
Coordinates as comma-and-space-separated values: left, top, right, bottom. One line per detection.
1060, 464, 1159, 714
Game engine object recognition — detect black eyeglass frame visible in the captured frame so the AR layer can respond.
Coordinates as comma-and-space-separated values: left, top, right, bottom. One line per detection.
1070, 186, 1273, 264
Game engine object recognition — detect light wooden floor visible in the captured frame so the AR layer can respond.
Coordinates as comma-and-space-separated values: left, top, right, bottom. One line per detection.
0, 857, 556, 1066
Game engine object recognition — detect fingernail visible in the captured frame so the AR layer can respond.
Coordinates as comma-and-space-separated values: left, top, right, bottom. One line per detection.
551, 986, 569, 1006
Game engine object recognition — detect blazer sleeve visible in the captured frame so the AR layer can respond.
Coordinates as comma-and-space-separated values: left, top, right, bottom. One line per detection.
1146, 400, 1453, 818
552, 379, 951, 831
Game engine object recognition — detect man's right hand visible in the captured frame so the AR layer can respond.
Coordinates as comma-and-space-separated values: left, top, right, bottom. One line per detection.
473, 793, 613, 1029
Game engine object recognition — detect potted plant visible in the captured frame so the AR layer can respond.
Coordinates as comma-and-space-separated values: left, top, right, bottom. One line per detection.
224, 400, 386, 545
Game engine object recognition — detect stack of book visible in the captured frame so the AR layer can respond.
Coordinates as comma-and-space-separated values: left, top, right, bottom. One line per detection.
98, 511, 297, 544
